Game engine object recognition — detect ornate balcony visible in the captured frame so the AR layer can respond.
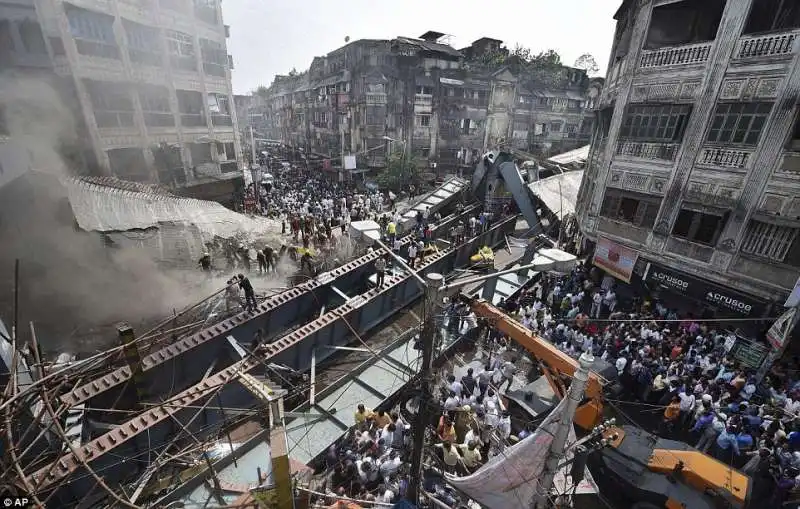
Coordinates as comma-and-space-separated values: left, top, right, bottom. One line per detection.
639, 42, 712, 69
365, 93, 386, 104
697, 147, 753, 169
615, 141, 679, 162
735, 30, 799, 59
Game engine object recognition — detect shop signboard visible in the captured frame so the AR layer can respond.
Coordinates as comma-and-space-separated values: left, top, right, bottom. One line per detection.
593, 237, 639, 283
729, 336, 769, 369
644, 262, 767, 317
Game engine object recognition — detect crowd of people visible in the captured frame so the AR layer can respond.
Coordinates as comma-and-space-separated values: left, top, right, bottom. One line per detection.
313, 257, 800, 507
491, 261, 800, 507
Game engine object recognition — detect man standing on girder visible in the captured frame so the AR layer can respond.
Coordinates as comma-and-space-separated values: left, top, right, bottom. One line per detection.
237, 273, 257, 312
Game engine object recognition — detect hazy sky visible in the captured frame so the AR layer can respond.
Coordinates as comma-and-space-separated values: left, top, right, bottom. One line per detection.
222, 0, 621, 95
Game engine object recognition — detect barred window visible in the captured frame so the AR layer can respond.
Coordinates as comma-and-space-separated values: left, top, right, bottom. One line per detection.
707, 102, 772, 146
620, 104, 691, 142
741, 220, 800, 267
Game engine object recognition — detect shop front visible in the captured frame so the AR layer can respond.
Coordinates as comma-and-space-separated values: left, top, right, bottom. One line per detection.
642, 260, 771, 320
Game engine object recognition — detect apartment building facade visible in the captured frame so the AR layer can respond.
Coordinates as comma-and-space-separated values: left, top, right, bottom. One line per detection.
255, 33, 598, 174
2, 0, 240, 188
577, 0, 800, 316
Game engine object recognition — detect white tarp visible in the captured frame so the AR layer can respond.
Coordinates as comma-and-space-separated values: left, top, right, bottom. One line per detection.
547, 145, 590, 165
527, 170, 584, 220
446, 399, 566, 508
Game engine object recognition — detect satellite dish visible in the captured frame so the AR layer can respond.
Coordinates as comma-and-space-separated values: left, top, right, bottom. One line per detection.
345, 36, 350, 43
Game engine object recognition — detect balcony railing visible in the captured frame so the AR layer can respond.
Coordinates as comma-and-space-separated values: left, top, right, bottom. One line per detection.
615, 141, 679, 161
697, 147, 752, 168
736, 31, 798, 59
639, 42, 712, 69
365, 93, 386, 104
414, 94, 432, 105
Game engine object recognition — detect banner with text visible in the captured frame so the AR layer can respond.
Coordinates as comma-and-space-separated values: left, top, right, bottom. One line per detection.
593, 237, 639, 283
645, 262, 767, 317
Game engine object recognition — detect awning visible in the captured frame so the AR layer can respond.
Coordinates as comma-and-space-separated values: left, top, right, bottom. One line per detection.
526, 170, 583, 220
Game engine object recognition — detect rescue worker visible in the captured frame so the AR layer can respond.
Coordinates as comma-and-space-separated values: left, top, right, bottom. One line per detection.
237, 273, 257, 312
263, 245, 275, 273
256, 249, 267, 274
387, 220, 397, 243
198, 252, 212, 271
300, 248, 314, 275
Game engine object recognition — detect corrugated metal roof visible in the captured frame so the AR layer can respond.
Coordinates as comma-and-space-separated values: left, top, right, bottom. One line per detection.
394, 36, 462, 58
64, 177, 279, 240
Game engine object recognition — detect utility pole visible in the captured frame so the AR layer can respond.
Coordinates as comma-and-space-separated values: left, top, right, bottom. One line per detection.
532, 350, 594, 509
250, 124, 257, 166
406, 272, 443, 504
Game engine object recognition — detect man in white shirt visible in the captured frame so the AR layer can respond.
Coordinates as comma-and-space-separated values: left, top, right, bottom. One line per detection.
444, 391, 461, 411
448, 375, 464, 398
591, 291, 603, 318
407, 243, 418, 269
477, 365, 495, 396
615, 356, 628, 376
378, 450, 402, 479
497, 411, 512, 439
499, 360, 516, 392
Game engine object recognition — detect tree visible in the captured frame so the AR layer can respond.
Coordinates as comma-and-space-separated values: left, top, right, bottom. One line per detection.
574, 53, 599, 75
288, 67, 298, 77
254, 85, 269, 99
375, 151, 419, 192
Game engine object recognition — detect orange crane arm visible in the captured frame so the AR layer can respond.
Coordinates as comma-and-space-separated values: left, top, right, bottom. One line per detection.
470, 299, 606, 428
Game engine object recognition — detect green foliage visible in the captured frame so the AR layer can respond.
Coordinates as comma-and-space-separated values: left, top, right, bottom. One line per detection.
254, 85, 270, 98
467, 45, 567, 89
574, 53, 600, 75
375, 151, 419, 191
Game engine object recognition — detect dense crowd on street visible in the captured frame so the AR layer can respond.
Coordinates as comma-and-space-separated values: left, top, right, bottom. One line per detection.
312, 256, 800, 507
489, 261, 800, 507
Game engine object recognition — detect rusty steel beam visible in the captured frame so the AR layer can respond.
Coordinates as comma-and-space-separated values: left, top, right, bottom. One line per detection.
29, 241, 456, 491
57, 246, 398, 410
58, 203, 479, 412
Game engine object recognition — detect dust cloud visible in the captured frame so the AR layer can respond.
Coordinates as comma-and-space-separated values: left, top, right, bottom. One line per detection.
0, 71, 284, 356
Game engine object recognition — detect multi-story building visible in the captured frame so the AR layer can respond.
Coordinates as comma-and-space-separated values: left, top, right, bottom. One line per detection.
2, 0, 241, 189
576, 0, 800, 318
255, 32, 598, 174
0, 0, 80, 187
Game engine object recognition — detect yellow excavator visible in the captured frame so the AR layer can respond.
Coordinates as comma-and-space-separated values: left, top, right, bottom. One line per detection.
469, 298, 751, 509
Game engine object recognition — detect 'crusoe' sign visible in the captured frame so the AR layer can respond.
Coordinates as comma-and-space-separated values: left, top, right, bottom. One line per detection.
646, 262, 764, 317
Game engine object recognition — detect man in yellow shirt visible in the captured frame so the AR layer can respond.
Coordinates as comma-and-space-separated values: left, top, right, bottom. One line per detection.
457, 440, 483, 472
355, 403, 373, 425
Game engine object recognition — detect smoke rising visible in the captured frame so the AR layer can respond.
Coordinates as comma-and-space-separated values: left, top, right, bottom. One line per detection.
0, 71, 284, 356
